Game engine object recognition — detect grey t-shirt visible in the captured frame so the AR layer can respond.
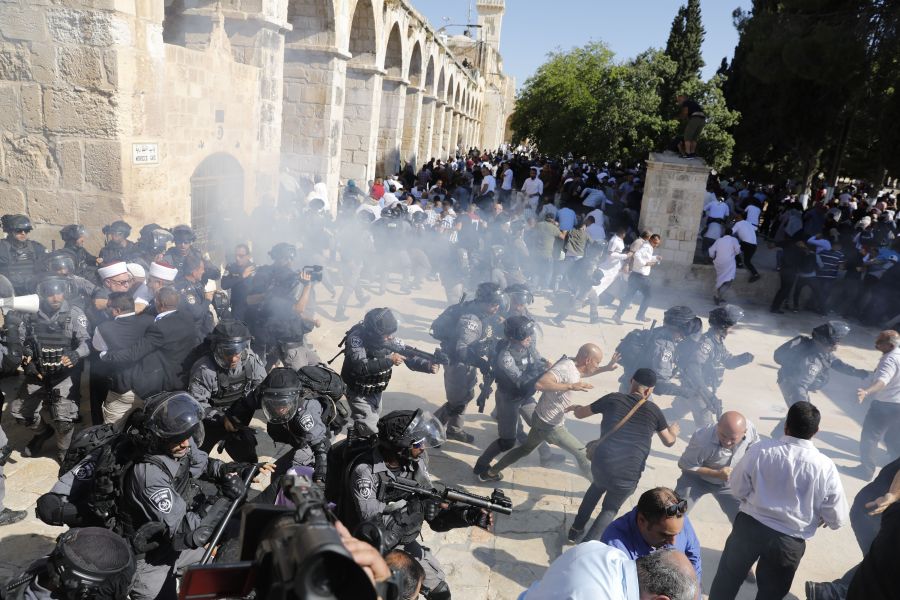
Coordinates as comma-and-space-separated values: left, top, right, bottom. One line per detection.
534, 358, 580, 428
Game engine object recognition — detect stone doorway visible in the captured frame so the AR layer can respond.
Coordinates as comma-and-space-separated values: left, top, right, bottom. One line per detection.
190, 153, 244, 263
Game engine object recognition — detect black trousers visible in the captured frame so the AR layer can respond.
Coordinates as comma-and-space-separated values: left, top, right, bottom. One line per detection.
739, 241, 759, 277
709, 512, 806, 600
770, 269, 797, 311
614, 272, 651, 319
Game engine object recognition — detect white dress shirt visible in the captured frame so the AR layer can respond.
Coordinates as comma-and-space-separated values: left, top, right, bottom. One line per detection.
522, 176, 544, 198
730, 436, 849, 539
501, 169, 514, 191
678, 421, 759, 485
745, 204, 761, 227
731, 220, 757, 245
522, 541, 639, 600
631, 243, 658, 276
871, 347, 900, 403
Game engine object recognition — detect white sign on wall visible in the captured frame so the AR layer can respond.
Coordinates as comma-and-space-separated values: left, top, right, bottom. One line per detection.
132, 143, 159, 165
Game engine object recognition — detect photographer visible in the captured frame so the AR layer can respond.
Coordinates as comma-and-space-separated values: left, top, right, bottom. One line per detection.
343, 409, 493, 600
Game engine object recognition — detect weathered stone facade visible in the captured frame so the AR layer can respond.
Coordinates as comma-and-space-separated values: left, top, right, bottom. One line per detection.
0, 0, 513, 247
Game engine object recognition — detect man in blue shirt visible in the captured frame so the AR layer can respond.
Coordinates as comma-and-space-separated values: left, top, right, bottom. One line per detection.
601, 487, 702, 585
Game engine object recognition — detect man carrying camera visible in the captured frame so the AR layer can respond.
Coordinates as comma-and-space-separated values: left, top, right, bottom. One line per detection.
345, 409, 493, 600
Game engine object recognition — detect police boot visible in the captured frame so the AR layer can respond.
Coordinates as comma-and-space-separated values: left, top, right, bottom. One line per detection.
426, 581, 451, 600
334, 307, 349, 321
0, 508, 27, 527
445, 427, 475, 444
21, 428, 54, 458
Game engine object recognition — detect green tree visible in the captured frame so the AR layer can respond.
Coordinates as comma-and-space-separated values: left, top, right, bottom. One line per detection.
662, 0, 705, 108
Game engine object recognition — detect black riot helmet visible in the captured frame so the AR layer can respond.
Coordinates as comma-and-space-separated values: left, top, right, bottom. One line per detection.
269, 242, 297, 264
2, 214, 33, 234
708, 304, 744, 330
59, 224, 87, 244
663, 305, 701, 337
138, 225, 173, 254
475, 281, 504, 308
504, 315, 536, 342
812, 320, 851, 347
102, 220, 131, 239
377, 409, 446, 459
45, 250, 77, 276
145, 392, 205, 450
504, 283, 534, 308
172, 224, 195, 244
46, 527, 136, 600
209, 319, 251, 369
36, 276, 71, 311
259, 367, 302, 425
363, 307, 398, 338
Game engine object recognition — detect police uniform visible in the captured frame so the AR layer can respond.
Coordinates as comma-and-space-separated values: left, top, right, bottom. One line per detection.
434, 309, 499, 434
9, 301, 90, 458
341, 325, 431, 432
0, 237, 47, 295
162, 246, 203, 274
63, 242, 98, 281
349, 448, 447, 595
267, 397, 330, 480
98, 240, 137, 265
617, 326, 683, 397
2, 558, 55, 599
188, 352, 267, 462
670, 330, 753, 428
474, 340, 553, 473
174, 277, 213, 342
123, 440, 232, 600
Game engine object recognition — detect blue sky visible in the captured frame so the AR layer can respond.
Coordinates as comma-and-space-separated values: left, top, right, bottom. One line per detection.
415, 1, 749, 88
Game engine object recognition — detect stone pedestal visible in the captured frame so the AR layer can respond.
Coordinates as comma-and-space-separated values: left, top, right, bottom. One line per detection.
639, 152, 709, 266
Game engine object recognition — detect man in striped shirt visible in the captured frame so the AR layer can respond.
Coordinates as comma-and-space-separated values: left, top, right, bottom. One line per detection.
813, 242, 845, 315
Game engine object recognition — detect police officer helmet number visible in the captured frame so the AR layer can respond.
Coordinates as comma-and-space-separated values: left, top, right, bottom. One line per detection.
150, 488, 174, 514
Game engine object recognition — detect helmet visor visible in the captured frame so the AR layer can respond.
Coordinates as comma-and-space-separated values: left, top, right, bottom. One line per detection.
260, 390, 300, 424
213, 340, 249, 368
405, 411, 446, 449
149, 393, 205, 446
37, 278, 70, 299
48, 255, 76, 275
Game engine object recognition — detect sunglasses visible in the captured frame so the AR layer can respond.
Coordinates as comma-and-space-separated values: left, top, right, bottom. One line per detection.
14, 228, 31, 234
660, 499, 688, 517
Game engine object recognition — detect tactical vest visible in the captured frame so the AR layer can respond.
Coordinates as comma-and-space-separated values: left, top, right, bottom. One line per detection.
28, 312, 74, 379
210, 366, 252, 408
372, 458, 430, 546
3, 240, 37, 292
341, 328, 392, 395
119, 452, 193, 538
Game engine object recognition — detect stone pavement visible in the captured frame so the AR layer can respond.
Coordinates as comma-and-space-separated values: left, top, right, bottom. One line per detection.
0, 273, 887, 600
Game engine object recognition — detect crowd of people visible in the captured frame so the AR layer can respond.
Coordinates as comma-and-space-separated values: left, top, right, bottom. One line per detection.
0, 148, 896, 600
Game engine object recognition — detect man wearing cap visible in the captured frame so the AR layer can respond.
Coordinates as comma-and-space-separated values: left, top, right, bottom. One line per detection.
134, 261, 178, 313
566, 368, 680, 543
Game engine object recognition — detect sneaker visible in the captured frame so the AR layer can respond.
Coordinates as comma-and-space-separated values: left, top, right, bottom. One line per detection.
478, 470, 503, 482
446, 428, 475, 444
0, 508, 26, 527
749, 274, 761, 283
540, 454, 566, 467
770, 308, 785, 314
567, 526, 583, 543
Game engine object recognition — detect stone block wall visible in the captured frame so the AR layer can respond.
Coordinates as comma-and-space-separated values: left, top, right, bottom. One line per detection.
638, 152, 709, 266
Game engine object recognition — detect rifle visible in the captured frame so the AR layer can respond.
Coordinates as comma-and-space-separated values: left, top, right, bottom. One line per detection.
386, 477, 513, 516
471, 336, 501, 414
384, 339, 450, 366
200, 463, 261, 565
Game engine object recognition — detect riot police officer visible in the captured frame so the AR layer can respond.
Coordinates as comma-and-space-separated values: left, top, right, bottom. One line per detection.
0, 214, 47, 295
9, 276, 90, 461
345, 409, 491, 600
615, 305, 701, 398
503, 283, 535, 318
188, 319, 266, 462
59, 224, 98, 280
772, 320, 868, 435
98, 220, 135, 265
135, 224, 174, 266
173, 253, 214, 342
2, 527, 135, 600
434, 282, 505, 443
163, 224, 203, 272
232, 367, 330, 483
334, 212, 374, 321
341, 307, 438, 433
43, 250, 97, 309
122, 392, 258, 600
669, 305, 754, 429
474, 315, 560, 480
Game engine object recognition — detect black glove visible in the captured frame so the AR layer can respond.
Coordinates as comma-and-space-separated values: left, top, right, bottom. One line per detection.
424, 499, 440, 522
220, 472, 246, 500
221, 461, 256, 481
0, 444, 12, 467
463, 507, 491, 530
63, 351, 80, 367
132, 521, 167, 554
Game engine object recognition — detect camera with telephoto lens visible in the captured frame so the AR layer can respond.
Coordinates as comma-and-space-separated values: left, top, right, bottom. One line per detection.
302, 265, 324, 283
179, 474, 399, 600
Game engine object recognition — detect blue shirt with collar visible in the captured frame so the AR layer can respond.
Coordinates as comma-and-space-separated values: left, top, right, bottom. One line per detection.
600, 506, 702, 584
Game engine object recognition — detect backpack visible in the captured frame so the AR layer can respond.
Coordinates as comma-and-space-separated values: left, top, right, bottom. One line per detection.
297, 364, 350, 434
429, 295, 475, 343
324, 428, 379, 525
773, 335, 807, 367
615, 326, 655, 369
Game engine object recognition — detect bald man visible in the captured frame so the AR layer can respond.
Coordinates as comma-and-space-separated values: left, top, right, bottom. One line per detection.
482, 344, 620, 481
675, 411, 759, 522
852, 330, 900, 480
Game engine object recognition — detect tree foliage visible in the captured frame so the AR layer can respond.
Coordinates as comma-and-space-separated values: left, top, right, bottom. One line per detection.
663, 0, 706, 103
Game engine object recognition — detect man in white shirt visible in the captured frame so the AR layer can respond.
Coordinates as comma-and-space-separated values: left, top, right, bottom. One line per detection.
499, 163, 514, 207
709, 401, 849, 600
475, 165, 496, 210
731, 213, 761, 282
522, 166, 544, 212
709, 231, 741, 305
613, 234, 661, 324
745, 201, 762, 229
581, 187, 609, 209
854, 330, 900, 480
702, 196, 730, 256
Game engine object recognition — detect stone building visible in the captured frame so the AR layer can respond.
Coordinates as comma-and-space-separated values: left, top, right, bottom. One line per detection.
0, 0, 513, 248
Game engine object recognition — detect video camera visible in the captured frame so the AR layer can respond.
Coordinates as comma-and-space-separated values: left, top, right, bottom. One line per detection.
303, 265, 324, 283
180, 474, 396, 600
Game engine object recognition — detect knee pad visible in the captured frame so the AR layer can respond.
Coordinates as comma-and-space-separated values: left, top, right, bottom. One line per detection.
55, 420, 75, 433
498, 438, 516, 451
426, 581, 451, 600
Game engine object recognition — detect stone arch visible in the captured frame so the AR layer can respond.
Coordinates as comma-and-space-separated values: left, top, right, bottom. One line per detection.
454, 81, 461, 108
447, 72, 455, 103
437, 66, 446, 100
286, 0, 336, 47
190, 153, 244, 258
408, 41, 423, 88
383, 22, 403, 78
348, 0, 377, 66
424, 56, 435, 93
